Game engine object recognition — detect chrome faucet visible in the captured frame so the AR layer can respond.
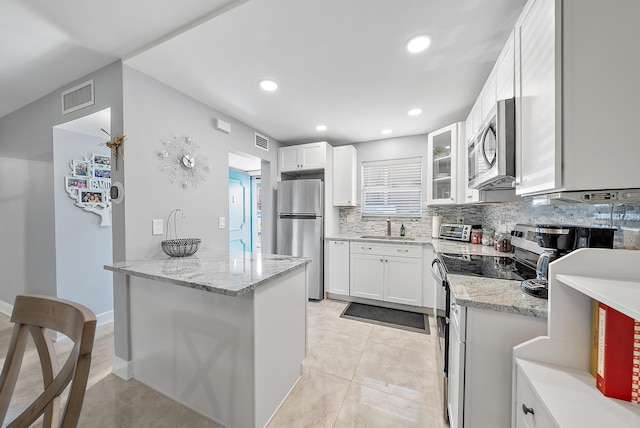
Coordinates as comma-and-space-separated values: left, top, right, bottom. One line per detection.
386, 217, 391, 236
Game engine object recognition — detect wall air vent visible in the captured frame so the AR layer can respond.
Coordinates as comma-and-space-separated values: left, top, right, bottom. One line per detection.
255, 133, 269, 151
61, 80, 94, 114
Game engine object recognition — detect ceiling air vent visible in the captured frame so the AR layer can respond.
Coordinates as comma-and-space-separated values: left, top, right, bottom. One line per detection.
61, 80, 94, 114
255, 133, 269, 151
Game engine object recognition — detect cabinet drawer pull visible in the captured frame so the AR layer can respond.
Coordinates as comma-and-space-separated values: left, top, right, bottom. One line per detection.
335, 241, 345, 245
361, 246, 372, 250
397, 249, 409, 253
522, 404, 534, 416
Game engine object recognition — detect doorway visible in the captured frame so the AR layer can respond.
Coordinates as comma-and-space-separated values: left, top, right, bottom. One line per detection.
229, 151, 262, 252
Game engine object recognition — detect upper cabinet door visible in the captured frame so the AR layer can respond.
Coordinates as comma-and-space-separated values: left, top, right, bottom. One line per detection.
495, 30, 515, 101
428, 123, 459, 205
279, 146, 301, 172
300, 142, 326, 170
333, 145, 357, 206
515, 0, 560, 195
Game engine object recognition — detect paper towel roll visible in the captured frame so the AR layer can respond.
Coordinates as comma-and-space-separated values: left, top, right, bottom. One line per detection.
432, 216, 443, 238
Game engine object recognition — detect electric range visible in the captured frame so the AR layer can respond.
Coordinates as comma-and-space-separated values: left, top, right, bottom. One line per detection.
438, 252, 535, 281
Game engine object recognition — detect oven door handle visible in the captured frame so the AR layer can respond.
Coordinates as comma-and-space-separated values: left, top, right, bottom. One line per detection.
431, 258, 444, 283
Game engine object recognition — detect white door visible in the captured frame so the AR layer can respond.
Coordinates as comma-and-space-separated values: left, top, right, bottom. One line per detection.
350, 253, 384, 300
515, 0, 559, 195
300, 143, 325, 170
384, 256, 422, 306
448, 305, 465, 428
326, 240, 350, 295
279, 146, 301, 172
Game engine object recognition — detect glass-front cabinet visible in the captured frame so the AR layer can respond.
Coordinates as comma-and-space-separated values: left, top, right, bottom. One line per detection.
428, 123, 460, 205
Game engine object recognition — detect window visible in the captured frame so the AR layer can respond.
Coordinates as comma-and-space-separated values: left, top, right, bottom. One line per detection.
361, 157, 422, 217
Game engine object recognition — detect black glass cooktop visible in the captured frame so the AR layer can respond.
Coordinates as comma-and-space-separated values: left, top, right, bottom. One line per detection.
439, 253, 534, 281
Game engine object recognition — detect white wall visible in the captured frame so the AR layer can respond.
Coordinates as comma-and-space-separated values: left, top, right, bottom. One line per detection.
0, 157, 55, 311
0, 61, 123, 316
121, 66, 281, 259
52, 128, 113, 319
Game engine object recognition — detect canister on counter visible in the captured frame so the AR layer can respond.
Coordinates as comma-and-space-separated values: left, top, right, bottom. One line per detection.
495, 232, 513, 252
482, 229, 494, 246
471, 228, 483, 244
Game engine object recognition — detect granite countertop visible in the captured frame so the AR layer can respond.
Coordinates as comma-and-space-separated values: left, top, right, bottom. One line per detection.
325, 234, 433, 246
104, 251, 310, 297
448, 274, 548, 319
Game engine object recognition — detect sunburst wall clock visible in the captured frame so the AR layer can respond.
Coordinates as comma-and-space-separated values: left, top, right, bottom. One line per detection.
158, 135, 211, 189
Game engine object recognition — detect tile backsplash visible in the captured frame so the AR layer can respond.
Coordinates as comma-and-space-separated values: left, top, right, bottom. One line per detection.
338, 201, 640, 249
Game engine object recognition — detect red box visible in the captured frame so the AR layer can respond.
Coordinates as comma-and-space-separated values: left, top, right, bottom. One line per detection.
596, 302, 638, 401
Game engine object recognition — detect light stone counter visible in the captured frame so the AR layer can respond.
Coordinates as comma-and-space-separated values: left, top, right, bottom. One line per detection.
104, 251, 310, 296
447, 274, 548, 319
104, 250, 309, 428
325, 234, 433, 246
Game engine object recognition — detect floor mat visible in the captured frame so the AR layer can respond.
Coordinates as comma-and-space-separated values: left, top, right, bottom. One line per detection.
340, 302, 430, 334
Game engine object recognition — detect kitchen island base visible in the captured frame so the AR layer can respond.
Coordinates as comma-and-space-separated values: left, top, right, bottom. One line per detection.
118, 267, 306, 428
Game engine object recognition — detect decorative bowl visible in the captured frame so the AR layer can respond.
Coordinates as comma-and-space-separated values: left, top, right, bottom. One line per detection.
161, 238, 201, 257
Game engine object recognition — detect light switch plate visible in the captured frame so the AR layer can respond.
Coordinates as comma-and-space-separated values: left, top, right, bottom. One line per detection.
152, 219, 163, 235
218, 217, 226, 229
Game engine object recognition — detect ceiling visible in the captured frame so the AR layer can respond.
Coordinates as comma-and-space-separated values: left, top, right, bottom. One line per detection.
1, 0, 526, 146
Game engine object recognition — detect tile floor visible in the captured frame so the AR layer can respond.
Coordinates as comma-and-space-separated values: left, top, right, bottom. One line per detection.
0, 299, 446, 427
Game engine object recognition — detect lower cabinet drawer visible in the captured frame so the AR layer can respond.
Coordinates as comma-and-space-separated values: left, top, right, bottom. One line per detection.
516, 366, 557, 428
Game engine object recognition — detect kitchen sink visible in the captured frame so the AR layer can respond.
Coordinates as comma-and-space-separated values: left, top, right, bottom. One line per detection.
359, 235, 415, 241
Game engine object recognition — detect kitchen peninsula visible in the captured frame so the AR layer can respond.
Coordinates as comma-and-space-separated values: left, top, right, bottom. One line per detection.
105, 251, 310, 428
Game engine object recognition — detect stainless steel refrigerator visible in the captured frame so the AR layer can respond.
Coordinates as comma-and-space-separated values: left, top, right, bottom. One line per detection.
276, 179, 324, 300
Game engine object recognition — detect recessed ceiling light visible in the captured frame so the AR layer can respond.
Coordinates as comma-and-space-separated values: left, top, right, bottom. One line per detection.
381, 129, 393, 135
315, 124, 327, 131
406, 35, 431, 53
258, 79, 278, 92
408, 108, 423, 116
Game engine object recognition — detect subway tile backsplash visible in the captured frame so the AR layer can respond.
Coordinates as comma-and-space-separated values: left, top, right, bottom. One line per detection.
338, 201, 640, 249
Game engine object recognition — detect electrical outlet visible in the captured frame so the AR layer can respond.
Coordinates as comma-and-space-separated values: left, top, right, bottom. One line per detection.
623, 228, 640, 249
457, 216, 464, 224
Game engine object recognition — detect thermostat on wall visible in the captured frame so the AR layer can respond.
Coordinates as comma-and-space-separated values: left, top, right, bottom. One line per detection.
110, 182, 124, 204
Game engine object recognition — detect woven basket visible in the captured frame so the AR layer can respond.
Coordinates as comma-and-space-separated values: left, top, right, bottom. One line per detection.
161, 238, 201, 257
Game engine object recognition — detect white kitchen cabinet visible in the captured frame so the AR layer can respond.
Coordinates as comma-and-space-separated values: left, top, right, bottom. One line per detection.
515, 0, 640, 196
479, 70, 497, 124
513, 249, 640, 427
332, 145, 357, 206
279, 141, 327, 173
448, 297, 546, 428
349, 251, 384, 300
384, 255, 422, 307
495, 30, 515, 101
325, 240, 350, 295
349, 242, 422, 306
427, 123, 462, 205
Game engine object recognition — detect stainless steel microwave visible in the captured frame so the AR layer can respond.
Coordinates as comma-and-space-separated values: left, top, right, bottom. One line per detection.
468, 98, 516, 190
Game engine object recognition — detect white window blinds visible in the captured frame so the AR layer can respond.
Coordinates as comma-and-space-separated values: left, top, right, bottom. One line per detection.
361, 157, 422, 217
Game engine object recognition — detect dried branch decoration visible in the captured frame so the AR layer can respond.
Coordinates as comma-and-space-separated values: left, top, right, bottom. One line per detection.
100, 128, 126, 170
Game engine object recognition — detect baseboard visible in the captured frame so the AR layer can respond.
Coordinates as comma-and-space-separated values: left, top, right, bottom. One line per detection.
0, 300, 13, 317
112, 356, 133, 381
